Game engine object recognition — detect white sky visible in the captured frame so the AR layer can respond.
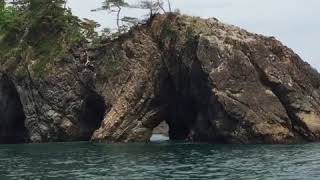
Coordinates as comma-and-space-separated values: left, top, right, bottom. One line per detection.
67, 0, 320, 71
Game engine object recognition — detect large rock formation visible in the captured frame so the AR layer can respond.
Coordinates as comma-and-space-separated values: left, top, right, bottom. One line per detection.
1, 14, 320, 144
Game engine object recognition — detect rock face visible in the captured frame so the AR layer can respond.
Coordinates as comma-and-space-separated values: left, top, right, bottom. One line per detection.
1, 14, 320, 144
0, 44, 110, 143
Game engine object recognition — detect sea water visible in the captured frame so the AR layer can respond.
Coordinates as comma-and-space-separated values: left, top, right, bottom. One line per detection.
1, 141, 320, 179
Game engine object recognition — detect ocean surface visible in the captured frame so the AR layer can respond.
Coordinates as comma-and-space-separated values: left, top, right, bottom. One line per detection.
1, 139, 320, 179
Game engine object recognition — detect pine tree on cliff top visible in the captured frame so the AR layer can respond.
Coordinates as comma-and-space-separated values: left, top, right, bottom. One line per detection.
92, 0, 171, 33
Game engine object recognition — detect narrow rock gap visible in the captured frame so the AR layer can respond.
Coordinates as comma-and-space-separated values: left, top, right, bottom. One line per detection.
166, 92, 198, 141
154, 64, 198, 141
151, 37, 221, 142
78, 91, 109, 140
0, 74, 28, 144
156, 64, 235, 143
153, 56, 225, 142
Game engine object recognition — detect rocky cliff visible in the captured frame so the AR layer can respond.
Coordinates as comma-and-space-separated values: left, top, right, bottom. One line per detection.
1, 14, 320, 144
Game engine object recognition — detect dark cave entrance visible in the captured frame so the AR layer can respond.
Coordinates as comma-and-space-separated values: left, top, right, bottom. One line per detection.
154, 65, 202, 142
165, 93, 198, 141
0, 74, 28, 144
151, 59, 214, 142
79, 91, 109, 140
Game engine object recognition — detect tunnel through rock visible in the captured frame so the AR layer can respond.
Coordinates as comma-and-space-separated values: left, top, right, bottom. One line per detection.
0, 74, 28, 144
79, 91, 109, 140
152, 59, 215, 142
164, 91, 198, 141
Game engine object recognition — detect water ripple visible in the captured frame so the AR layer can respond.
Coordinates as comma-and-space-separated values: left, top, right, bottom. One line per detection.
1, 142, 320, 179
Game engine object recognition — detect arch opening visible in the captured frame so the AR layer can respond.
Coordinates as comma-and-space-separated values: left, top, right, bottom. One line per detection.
79, 92, 109, 140
149, 59, 217, 142
153, 65, 200, 142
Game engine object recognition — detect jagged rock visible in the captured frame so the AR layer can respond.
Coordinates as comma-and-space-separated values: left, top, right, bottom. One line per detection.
0, 45, 110, 143
91, 14, 320, 143
1, 14, 320, 144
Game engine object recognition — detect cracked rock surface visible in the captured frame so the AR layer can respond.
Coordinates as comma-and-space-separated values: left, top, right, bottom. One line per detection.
1, 14, 320, 144
92, 14, 320, 143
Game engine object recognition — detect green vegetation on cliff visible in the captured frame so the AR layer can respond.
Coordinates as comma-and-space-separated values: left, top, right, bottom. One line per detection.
0, 0, 84, 76
0, 0, 174, 77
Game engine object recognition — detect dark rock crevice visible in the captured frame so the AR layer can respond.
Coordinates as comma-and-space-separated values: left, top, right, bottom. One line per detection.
156, 40, 239, 143
160, 78, 198, 141
189, 59, 244, 143
247, 50, 313, 141
0, 74, 28, 144
78, 91, 109, 140
156, 40, 199, 141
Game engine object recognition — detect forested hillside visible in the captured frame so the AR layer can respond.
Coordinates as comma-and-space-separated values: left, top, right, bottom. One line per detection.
0, 0, 84, 76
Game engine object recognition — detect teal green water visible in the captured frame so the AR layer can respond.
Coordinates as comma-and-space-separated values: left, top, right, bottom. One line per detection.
1, 142, 320, 179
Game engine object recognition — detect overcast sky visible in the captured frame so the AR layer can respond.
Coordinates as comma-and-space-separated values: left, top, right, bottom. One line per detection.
67, 0, 320, 71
